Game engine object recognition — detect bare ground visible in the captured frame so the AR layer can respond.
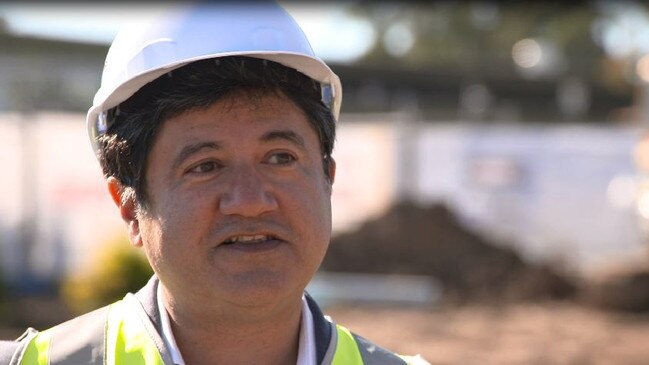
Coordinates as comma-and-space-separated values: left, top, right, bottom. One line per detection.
325, 301, 649, 365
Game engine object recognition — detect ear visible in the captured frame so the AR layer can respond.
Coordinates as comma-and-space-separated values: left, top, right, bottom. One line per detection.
327, 157, 336, 186
107, 177, 143, 247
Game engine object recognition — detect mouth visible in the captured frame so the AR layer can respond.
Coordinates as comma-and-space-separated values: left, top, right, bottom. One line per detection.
222, 234, 279, 245
219, 234, 284, 252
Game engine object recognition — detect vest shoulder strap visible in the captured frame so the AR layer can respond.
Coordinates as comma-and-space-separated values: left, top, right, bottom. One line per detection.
2, 328, 37, 365
20, 305, 109, 365
351, 332, 408, 365
0, 340, 21, 365
18, 294, 168, 365
327, 323, 409, 365
106, 295, 166, 365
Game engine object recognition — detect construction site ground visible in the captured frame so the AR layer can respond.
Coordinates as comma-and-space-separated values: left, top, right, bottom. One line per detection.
326, 301, 649, 365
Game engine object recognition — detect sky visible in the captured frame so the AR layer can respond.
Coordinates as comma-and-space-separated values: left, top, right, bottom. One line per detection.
0, 2, 376, 63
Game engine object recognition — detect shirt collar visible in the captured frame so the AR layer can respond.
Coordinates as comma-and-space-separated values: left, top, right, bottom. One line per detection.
296, 293, 316, 365
156, 284, 316, 365
157, 283, 186, 365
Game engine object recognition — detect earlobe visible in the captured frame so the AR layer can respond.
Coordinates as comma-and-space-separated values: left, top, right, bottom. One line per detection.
107, 177, 143, 247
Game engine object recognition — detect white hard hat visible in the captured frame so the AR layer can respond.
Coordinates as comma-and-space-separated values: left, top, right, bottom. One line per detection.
86, 2, 342, 153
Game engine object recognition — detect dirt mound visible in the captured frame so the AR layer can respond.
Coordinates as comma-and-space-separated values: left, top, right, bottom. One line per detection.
322, 201, 577, 303
582, 267, 649, 312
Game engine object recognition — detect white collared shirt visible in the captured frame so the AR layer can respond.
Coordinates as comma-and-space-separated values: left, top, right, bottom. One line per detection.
156, 284, 316, 365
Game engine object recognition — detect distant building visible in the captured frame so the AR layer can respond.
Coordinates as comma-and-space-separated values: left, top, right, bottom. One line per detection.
0, 32, 105, 113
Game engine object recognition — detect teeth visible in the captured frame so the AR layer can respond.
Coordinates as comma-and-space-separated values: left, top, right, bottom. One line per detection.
225, 235, 270, 244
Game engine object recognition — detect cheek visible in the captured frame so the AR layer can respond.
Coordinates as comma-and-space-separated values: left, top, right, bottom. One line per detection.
281, 178, 332, 242
146, 187, 217, 249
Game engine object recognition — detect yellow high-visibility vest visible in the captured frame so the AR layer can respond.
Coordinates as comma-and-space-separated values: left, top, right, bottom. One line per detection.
15, 293, 423, 365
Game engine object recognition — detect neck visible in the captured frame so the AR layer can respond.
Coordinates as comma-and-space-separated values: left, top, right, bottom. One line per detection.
162, 287, 304, 365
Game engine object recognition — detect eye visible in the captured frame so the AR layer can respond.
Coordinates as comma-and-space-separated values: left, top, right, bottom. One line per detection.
266, 152, 296, 165
187, 160, 222, 174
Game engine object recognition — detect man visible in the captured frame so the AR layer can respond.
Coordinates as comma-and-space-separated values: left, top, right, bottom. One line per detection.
1, 3, 427, 364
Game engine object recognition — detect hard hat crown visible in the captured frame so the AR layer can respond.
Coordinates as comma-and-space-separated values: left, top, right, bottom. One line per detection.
87, 2, 341, 153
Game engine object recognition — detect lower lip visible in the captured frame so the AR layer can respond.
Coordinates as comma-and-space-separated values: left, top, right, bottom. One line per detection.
219, 239, 283, 253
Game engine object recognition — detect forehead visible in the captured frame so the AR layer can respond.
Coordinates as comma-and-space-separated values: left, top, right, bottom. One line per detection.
215, 89, 295, 118
154, 90, 318, 147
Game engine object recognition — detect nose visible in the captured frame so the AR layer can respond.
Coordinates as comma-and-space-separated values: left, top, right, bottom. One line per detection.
219, 165, 278, 217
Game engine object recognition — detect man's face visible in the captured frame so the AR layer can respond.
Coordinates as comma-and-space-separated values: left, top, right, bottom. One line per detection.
135, 90, 334, 307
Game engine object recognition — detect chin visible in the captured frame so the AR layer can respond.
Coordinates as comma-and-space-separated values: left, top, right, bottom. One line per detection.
216, 270, 304, 304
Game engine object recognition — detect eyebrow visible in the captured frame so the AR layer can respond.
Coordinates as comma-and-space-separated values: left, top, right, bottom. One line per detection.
173, 141, 221, 169
171, 130, 307, 169
261, 130, 307, 151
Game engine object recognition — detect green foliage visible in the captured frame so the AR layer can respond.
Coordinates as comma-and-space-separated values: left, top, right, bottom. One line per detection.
61, 235, 153, 314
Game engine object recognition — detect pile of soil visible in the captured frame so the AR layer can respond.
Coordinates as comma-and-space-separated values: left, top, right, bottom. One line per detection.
322, 201, 577, 303
581, 268, 649, 312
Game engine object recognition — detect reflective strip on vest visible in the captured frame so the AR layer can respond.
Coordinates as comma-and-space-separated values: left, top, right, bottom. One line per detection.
20, 330, 52, 365
106, 299, 165, 365
332, 325, 364, 365
20, 299, 163, 365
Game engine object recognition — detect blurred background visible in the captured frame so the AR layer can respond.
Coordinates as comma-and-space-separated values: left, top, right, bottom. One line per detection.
2, 1, 649, 363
